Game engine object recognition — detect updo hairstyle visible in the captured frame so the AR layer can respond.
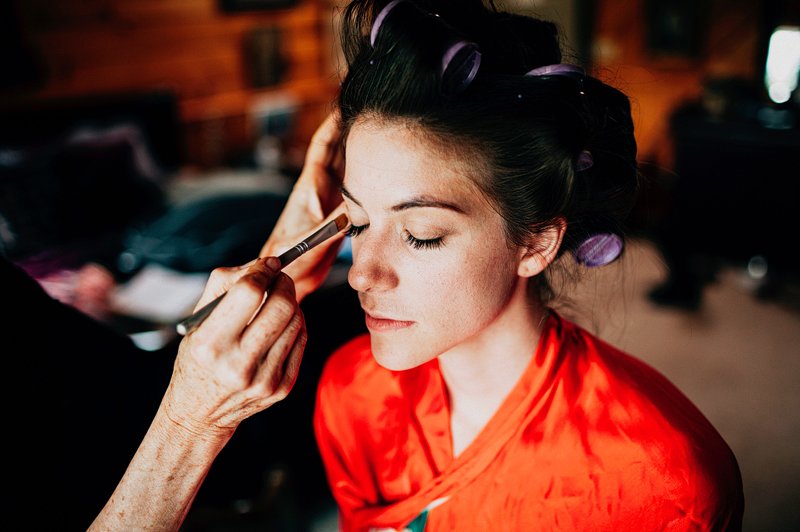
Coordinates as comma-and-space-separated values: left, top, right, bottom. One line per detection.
337, 0, 639, 302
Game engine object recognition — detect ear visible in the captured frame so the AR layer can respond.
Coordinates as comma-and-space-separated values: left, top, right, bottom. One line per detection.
517, 218, 566, 278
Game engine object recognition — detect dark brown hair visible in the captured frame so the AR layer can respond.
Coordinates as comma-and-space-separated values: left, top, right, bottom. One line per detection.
338, 0, 639, 301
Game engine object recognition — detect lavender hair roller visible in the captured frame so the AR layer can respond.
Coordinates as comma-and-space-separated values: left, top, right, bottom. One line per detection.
576, 150, 593, 172
525, 63, 585, 79
369, 0, 481, 96
575, 233, 623, 267
370, 0, 405, 46
441, 40, 481, 96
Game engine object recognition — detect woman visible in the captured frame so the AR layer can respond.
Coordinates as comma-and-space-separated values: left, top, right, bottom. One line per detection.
313, 0, 743, 530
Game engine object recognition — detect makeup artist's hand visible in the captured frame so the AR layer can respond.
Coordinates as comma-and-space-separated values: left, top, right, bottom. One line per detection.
91, 257, 306, 532
166, 256, 306, 436
261, 112, 346, 301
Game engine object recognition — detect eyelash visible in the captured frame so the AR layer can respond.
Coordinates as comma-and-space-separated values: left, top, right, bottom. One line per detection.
344, 224, 367, 238
344, 224, 444, 250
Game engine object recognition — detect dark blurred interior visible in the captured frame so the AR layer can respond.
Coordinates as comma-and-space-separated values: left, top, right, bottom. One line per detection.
1, 0, 798, 530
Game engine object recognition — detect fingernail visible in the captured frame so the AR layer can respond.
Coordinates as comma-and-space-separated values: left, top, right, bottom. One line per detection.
264, 257, 281, 271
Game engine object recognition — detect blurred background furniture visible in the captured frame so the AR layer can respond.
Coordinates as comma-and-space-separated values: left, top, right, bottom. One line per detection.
647, 84, 800, 310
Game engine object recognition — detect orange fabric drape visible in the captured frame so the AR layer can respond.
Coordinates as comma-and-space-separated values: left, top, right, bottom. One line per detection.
314, 312, 743, 531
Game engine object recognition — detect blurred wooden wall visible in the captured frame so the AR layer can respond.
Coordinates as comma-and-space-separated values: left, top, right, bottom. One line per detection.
5, 0, 340, 168
6, 0, 784, 173
592, 0, 764, 171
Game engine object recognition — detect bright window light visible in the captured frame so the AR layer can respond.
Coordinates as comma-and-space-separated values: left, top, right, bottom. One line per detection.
765, 26, 800, 104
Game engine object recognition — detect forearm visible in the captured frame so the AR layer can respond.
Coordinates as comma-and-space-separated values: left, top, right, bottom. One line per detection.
89, 405, 233, 532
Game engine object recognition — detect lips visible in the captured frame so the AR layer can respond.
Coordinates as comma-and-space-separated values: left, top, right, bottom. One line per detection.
363, 311, 415, 331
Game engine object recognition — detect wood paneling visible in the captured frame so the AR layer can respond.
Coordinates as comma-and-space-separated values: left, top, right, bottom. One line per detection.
5, 0, 337, 167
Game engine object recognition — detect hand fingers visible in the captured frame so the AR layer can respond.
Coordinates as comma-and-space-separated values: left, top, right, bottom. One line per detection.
272, 203, 348, 258
274, 316, 307, 397
295, 186, 326, 226
253, 311, 307, 407
305, 111, 343, 171
254, 308, 304, 395
238, 271, 299, 360
282, 204, 347, 280
303, 115, 345, 206
304, 203, 348, 244
260, 184, 335, 256
194, 257, 281, 346
194, 258, 262, 309
327, 117, 345, 178
260, 113, 344, 260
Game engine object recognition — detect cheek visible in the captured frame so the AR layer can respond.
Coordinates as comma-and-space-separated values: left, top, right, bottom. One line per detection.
370, 243, 518, 370
413, 244, 517, 325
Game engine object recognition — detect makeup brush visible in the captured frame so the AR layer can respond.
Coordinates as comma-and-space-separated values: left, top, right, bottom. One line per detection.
176, 213, 349, 336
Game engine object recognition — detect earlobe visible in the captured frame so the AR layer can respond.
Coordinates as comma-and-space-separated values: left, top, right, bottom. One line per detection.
517, 219, 566, 278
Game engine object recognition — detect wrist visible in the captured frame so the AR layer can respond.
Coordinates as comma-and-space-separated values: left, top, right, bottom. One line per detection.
158, 402, 236, 448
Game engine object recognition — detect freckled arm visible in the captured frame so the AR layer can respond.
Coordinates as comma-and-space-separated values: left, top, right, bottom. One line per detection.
88, 403, 233, 532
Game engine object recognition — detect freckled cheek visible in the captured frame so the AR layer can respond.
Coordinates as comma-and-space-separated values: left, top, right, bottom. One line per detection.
409, 257, 507, 325
392, 261, 455, 318
459, 252, 517, 313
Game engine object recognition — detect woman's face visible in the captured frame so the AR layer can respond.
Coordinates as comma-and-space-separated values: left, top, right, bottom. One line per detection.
343, 118, 524, 370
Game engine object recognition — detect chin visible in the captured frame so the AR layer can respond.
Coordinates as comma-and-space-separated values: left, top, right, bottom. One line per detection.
369, 334, 430, 371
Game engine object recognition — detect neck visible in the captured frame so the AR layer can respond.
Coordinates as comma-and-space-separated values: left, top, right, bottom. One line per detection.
438, 281, 547, 455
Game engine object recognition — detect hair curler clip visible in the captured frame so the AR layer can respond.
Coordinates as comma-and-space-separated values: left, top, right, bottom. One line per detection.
370, 0, 405, 46
370, 0, 481, 96
525, 63, 585, 79
574, 233, 623, 267
441, 40, 481, 96
525, 63, 587, 98
576, 150, 593, 172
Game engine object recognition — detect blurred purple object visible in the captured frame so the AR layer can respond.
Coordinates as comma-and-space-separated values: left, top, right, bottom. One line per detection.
525, 64, 585, 79
576, 150, 593, 171
575, 233, 623, 267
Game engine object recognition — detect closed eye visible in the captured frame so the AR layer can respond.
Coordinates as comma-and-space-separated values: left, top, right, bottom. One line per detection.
345, 223, 444, 250
405, 232, 444, 250
344, 223, 368, 238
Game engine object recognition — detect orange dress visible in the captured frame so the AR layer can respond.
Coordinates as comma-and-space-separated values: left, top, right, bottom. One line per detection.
314, 311, 744, 531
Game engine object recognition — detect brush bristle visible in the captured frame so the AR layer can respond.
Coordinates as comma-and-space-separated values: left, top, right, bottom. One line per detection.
334, 213, 349, 231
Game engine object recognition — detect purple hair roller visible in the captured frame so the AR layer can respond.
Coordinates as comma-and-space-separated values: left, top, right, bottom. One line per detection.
369, 1, 481, 95
441, 40, 481, 96
525, 64, 585, 79
575, 233, 623, 267
370, 0, 405, 46
576, 150, 593, 172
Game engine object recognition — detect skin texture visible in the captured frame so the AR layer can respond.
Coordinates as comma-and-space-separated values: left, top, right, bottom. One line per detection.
343, 118, 564, 455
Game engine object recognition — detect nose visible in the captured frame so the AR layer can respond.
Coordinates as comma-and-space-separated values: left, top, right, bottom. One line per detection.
347, 229, 398, 293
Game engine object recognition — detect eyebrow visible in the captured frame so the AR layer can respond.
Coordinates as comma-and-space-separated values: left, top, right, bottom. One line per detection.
341, 185, 467, 214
